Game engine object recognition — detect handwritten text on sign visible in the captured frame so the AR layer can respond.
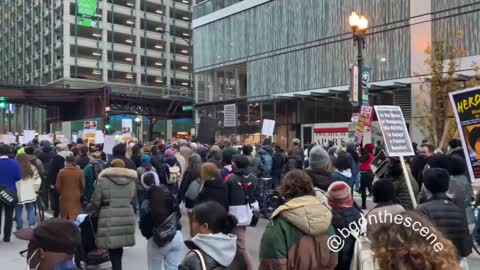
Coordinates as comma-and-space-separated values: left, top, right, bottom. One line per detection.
374, 106, 414, 157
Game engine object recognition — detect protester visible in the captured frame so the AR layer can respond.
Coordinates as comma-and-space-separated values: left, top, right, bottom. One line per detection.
374, 140, 383, 156
178, 153, 202, 235
15, 154, 42, 230
369, 211, 461, 270
36, 142, 54, 208
306, 145, 332, 203
345, 142, 360, 190
447, 155, 475, 224
55, 156, 85, 221
106, 143, 137, 170
24, 147, 46, 181
242, 144, 266, 178
136, 154, 157, 211
139, 183, 183, 270
271, 145, 286, 189
130, 144, 143, 168
92, 159, 137, 270
15, 218, 82, 270
388, 157, 418, 210
159, 148, 181, 194
417, 168, 472, 261
327, 181, 361, 270
176, 144, 189, 185
331, 152, 354, 191
179, 201, 246, 270
291, 138, 304, 169
207, 145, 223, 169
196, 162, 228, 209
366, 179, 405, 237
75, 145, 90, 170
359, 144, 375, 209
82, 151, 104, 202
226, 155, 257, 270
259, 170, 337, 270
220, 149, 234, 179
256, 145, 272, 178
48, 144, 71, 218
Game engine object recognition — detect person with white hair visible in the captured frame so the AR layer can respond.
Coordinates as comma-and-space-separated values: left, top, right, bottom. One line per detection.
48, 144, 73, 218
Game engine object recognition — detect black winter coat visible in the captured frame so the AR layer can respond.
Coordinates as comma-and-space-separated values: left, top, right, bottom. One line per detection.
196, 176, 228, 210
331, 207, 362, 270
48, 155, 65, 186
178, 169, 200, 209
179, 241, 247, 270
417, 193, 472, 258
306, 169, 332, 192
227, 168, 257, 207
271, 152, 286, 176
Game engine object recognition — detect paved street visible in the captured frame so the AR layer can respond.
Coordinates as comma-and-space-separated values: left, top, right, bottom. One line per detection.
2, 197, 480, 269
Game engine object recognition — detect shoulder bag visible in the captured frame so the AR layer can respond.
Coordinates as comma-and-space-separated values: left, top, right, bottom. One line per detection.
0, 184, 18, 207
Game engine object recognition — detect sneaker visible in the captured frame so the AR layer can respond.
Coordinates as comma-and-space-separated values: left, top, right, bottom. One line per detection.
3, 238, 10, 242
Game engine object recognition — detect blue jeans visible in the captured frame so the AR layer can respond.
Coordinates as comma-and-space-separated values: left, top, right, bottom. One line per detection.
15, 202, 36, 229
147, 230, 183, 270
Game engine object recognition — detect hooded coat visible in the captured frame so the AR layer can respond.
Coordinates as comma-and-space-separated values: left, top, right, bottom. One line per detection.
92, 167, 137, 249
196, 176, 228, 210
259, 195, 337, 270
180, 233, 246, 270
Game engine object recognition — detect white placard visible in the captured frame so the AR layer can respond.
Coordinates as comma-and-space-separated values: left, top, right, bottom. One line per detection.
19, 136, 26, 144
24, 130, 35, 144
104, 135, 115, 155
261, 119, 276, 136
95, 130, 105, 144
0, 134, 16, 144
122, 119, 133, 141
38, 134, 54, 143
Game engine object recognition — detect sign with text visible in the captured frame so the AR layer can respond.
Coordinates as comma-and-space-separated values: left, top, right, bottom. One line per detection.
355, 106, 374, 145
83, 121, 97, 143
261, 119, 275, 136
361, 67, 371, 105
449, 87, 480, 181
350, 64, 359, 105
374, 106, 414, 157
122, 119, 132, 142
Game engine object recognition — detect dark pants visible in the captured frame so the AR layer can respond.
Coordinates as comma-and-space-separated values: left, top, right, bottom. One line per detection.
109, 248, 124, 270
137, 190, 146, 211
360, 171, 373, 209
272, 174, 282, 189
0, 201, 14, 241
50, 188, 59, 218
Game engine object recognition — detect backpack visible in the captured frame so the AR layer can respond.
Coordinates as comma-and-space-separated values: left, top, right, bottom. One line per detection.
140, 169, 160, 189
166, 163, 181, 185
260, 153, 273, 172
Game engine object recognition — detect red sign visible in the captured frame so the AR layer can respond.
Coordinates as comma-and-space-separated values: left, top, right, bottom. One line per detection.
355, 106, 374, 145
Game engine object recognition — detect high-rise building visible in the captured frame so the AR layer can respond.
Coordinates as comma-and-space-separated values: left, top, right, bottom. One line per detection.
192, 0, 480, 147
0, 0, 193, 133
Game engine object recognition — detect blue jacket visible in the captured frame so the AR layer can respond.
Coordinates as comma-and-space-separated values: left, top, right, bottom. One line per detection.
0, 157, 22, 192
159, 156, 180, 194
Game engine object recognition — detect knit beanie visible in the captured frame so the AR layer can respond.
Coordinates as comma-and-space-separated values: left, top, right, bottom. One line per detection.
140, 154, 151, 164
327, 181, 353, 208
111, 159, 125, 168
372, 179, 396, 204
423, 168, 450, 193
165, 148, 176, 158
309, 145, 330, 170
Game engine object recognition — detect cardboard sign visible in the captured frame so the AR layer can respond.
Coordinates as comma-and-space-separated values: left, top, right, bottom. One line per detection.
122, 119, 132, 142
83, 121, 97, 141
261, 119, 275, 136
449, 87, 480, 181
104, 135, 115, 155
95, 130, 105, 144
355, 106, 374, 145
0, 134, 16, 144
374, 106, 414, 157
23, 130, 36, 144
38, 134, 54, 143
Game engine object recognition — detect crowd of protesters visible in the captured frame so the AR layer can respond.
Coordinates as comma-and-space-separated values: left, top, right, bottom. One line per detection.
0, 135, 478, 270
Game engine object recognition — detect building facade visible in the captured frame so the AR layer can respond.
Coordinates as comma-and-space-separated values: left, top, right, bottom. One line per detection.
192, 0, 480, 148
0, 0, 193, 134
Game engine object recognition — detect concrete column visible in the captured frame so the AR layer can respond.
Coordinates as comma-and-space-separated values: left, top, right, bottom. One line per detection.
135, 0, 142, 85
410, 0, 432, 143
63, 0, 71, 79
166, 4, 171, 87
166, 119, 173, 140
102, 0, 108, 81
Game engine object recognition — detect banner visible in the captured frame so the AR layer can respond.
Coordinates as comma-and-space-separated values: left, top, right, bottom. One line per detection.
355, 106, 374, 145
122, 119, 133, 142
374, 106, 414, 157
261, 119, 275, 136
449, 87, 480, 181
83, 121, 97, 143
312, 123, 350, 147
348, 113, 359, 139
361, 67, 371, 105
77, 0, 98, 27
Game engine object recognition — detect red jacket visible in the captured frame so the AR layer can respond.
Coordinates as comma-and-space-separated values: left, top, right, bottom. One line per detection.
360, 153, 374, 172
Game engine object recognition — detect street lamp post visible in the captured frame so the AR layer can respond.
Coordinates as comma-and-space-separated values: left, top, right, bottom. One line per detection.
135, 116, 141, 142
349, 11, 368, 110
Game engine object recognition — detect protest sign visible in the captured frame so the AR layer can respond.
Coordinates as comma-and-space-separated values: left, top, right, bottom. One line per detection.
449, 87, 480, 181
104, 135, 115, 155
355, 106, 373, 145
261, 119, 275, 136
95, 130, 105, 144
38, 134, 54, 143
374, 105, 416, 208
0, 134, 16, 144
122, 119, 132, 142
24, 130, 35, 144
83, 121, 97, 142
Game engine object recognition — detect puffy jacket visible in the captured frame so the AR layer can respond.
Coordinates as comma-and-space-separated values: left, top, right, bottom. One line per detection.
196, 176, 228, 210
331, 207, 362, 270
246, 155, 266, 178
272, 152, 286, 176
306, 169, 332, 192
16, 165, 42, 204
391, 173, 418, 210
257, 149, 272, 177
226, 168, 257, 225
331, 170, 354, 191
260, 195, 337, 270
178, 168, 200, 209
180, 233, 246, 270
92, 167, 136, 249
417, 193, 472, 258
158, 156, 181, 194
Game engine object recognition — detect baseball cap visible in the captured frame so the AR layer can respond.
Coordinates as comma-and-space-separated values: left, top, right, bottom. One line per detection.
292, 138, 301, 145
15, 218, 81, 255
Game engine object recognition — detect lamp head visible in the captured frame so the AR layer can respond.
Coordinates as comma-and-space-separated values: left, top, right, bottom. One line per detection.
349, 11, 360, 29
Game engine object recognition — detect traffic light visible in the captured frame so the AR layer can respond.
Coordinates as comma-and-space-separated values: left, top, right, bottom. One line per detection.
0, 97, 6, 109
105, 123, 112, 129
104, 115, 111, 130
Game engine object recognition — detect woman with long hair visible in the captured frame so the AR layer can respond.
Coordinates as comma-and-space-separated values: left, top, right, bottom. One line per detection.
369, 211, 461, 270
15, 154, 42, 229
178, 153, 202, 233
196, 162, 227, 209
56, 155, 85, 221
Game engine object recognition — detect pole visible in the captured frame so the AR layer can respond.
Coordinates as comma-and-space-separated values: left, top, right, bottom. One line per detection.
356, 37, 363, 111
400, 156, 418, 209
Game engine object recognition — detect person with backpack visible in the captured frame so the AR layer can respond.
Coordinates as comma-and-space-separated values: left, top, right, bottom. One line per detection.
242, 145, 266, 178
256, 145, 272, 178
136, 154, 158, 211
139, 181, 183, 270
226, 155, 258, 270
15, 154, 42, 230
179, 201, 247, 270
83, 151, 104, 202
196, 162, 228, 210
178, 153, 203, 236
159, 148, 182, 194
271, 145, 286, 189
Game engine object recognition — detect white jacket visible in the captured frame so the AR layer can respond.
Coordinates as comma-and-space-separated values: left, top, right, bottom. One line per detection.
16, 165, 42, 204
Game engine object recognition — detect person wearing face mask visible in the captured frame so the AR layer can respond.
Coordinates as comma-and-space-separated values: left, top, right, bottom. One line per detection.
15, 218, 81, 270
